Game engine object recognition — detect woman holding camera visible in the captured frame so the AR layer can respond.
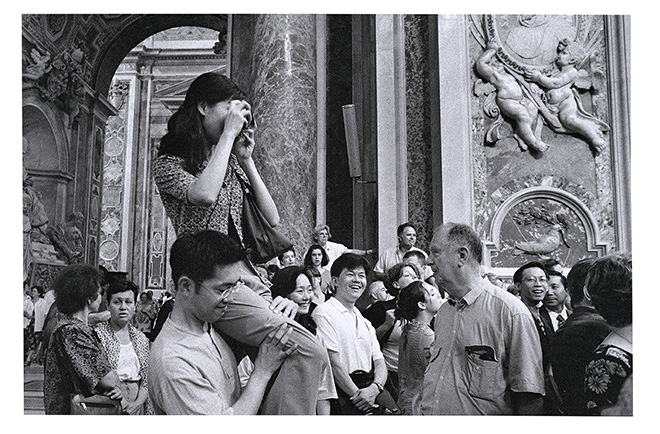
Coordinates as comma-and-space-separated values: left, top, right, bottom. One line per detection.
152, 72, 329, 415
153, 71, 279, 243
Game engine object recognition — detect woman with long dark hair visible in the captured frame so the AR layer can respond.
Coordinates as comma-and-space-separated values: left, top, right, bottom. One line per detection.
268, 266, 337, 414
303, 244, 332, 299
151, 73, 328, 414
154, 71, 279, 241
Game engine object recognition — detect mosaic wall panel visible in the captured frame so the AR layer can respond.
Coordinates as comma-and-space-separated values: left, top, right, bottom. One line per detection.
404, 14, 433, 252
99, 80, 130, 271
468, 15, 616, 269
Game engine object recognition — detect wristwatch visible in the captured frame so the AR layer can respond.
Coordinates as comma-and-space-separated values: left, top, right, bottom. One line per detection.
373, 381, 384, 393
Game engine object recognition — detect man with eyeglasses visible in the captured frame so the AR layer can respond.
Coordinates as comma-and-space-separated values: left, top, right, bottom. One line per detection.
148, 230, 329, 414
513, 261, 559, 414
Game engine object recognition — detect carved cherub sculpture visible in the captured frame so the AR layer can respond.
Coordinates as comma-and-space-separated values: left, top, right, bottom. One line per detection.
524, 39, 610, 154
475, 42, 549, 152
22, 48, 52, 89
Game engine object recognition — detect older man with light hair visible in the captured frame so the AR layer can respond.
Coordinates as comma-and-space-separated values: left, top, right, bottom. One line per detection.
417, 223, 544, 415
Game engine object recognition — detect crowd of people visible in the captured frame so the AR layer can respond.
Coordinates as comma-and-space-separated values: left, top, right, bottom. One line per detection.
28, 71, 632, 416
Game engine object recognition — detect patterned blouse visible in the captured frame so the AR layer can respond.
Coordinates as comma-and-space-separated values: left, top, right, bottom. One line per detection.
397, 319, 434, 415
584, 344, 632, 414
44, 316, 113, 414
153, 153, 250, 239
94, 321, 153, 414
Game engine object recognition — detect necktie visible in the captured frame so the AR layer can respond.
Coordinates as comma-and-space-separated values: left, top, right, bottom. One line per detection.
556, 314, 565, 329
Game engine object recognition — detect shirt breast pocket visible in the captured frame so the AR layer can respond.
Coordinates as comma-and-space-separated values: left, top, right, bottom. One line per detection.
465, 345, 500, 400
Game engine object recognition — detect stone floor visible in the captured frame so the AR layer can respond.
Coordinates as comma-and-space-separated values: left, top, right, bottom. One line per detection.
24, 363, 45, 415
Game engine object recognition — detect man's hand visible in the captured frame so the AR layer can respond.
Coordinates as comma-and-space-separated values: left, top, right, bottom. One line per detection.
350, 383, 379, 412
254, 324, 298, 376
269, 296, 297, 319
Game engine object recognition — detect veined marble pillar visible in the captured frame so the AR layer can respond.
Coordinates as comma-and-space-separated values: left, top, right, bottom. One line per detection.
234, 14, 318, 258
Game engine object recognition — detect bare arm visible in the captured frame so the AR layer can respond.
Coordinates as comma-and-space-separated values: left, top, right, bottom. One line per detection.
187, 100, 249, 206
527, 69, 575, 89
328, 351, 360, 397
513, 392, 544, 415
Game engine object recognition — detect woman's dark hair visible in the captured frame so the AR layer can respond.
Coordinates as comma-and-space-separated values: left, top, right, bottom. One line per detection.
387, 262, 419, 294
269, 266, 317, 334
270, 266, 308, 299
586, 252, 632, 327
52, 264, 102, 315
303, 244, 329, 267
566, 257, 594, 305
395, 280, 428, 322
277, 247, 296, 263
158, 72, 247, 174
106, 279, 139, 304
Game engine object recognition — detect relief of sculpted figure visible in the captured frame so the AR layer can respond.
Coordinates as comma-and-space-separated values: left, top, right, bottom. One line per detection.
475, 42, 549, 152
524, 39, 610, 154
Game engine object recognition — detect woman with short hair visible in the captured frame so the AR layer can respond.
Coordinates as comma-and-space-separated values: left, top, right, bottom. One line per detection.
95, 279, 152, 414
44, 264, 122, 414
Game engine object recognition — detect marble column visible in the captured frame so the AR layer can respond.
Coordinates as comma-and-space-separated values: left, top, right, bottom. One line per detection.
234, 14, 318, 259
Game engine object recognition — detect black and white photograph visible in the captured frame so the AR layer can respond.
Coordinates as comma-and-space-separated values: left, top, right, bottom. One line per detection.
13, 2, 652, 430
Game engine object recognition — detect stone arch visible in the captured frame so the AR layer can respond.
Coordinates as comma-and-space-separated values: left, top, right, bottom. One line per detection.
91, 15, 228, 97
485, 186, 610, 268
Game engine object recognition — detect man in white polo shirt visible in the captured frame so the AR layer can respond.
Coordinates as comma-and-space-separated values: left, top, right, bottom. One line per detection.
312, 253, 391, 414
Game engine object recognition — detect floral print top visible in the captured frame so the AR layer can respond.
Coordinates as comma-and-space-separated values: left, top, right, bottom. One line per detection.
584, 344, 632, 415
44, 316, 113, 414
153, 153, 249, 240
94, 321, 153, 414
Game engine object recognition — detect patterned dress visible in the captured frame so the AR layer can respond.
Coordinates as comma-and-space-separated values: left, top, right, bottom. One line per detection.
94, 321, 153, 414
153, 153, 249, 240
584, 344, 632, 415
44, 316, 113, 414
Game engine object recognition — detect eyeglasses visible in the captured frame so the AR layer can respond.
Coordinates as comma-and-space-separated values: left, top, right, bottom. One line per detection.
523, 276, 548, 284
198, 278, 245, 316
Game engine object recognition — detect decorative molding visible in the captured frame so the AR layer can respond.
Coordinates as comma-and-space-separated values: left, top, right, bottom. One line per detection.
485, 186, 610, 263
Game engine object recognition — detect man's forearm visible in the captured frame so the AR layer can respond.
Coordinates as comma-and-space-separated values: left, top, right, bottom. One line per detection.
513, 392, 544, 415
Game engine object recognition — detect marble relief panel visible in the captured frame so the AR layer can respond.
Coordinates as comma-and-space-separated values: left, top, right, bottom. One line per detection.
468, 14, 616, 267
404, 15, 434, 252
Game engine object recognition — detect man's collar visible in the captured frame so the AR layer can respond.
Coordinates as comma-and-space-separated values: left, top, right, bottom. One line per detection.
446, 282, 487, 309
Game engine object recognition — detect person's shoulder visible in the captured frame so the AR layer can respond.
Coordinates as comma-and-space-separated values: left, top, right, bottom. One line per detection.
480, 282, 529, 315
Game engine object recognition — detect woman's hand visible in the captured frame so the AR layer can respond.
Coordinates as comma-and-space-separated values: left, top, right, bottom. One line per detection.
232, 125, 255, 162
104, 385, 123, 401
223, 99, 252, 140
269, 296, 297, 319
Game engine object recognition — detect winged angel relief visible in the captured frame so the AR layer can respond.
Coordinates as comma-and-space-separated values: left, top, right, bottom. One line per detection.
470, 15, 609, 155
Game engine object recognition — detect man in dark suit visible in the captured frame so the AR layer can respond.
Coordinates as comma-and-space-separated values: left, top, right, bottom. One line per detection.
513, 261, 558, 414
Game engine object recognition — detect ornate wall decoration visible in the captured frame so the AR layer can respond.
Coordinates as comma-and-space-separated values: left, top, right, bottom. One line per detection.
99, 79, 130, 271
487, 187, 609, 268
470, 15, 609, 155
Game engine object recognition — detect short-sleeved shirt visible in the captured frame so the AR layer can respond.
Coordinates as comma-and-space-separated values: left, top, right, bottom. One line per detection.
312, 297, 383, 374
321, 241, 348, 272
148, 318, 240, 415
44, 316, 114, 414
418, 281, 545, 415
398, 319, 435, 415
374, 246, 432, 279
153, 153, 249, 239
